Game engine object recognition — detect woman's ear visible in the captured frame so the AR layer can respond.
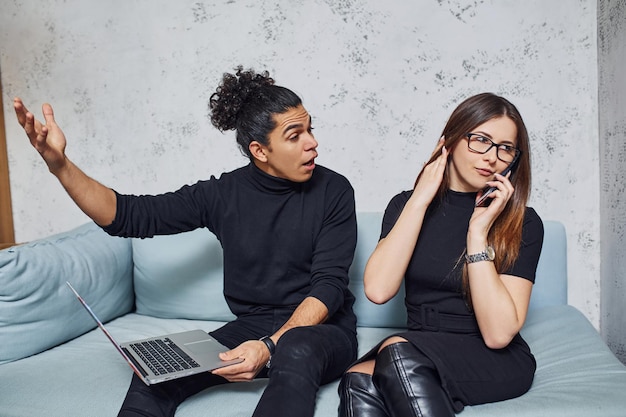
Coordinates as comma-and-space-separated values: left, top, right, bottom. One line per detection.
446, 138, 459, 159
249, 141, 268, 163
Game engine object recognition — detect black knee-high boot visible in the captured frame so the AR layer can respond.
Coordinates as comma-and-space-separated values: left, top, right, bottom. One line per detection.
338, 372, 390, 417
372, 343, 455, 417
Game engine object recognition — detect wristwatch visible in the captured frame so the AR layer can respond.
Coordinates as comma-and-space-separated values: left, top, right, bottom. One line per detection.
259, 336, 275, 368
465, 245, 496, 263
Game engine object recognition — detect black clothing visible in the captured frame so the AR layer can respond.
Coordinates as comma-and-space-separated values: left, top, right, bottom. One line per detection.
118, 371, 228, 417
119, 322, 357, 417
253, 324, 357, 416
104, 163, 358, 334
361, 189, 543, 412
105, 162, 359, 417
339, 372, 389, 417
382, 190, 543, 319
373, 343, 456, 417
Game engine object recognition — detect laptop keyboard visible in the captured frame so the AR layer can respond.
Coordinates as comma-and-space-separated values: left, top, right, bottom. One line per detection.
129, 338, 200, 376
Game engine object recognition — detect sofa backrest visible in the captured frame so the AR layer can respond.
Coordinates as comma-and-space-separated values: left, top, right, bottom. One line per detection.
131, 212, 568, 328
348, 213, 568, 328
0, 222, 134, 364
0, 213, 567, 364
348, 212, 407, 328
131, 229, 235, 321
529, 220, 568, 309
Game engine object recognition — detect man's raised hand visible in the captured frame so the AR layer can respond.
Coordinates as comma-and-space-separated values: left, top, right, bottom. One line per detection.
14, 97, 68, 173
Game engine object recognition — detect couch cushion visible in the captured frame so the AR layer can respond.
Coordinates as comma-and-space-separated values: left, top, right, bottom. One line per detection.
131, 228, 235, 321
459, 305, 626, 416
130, 215, 566, 327
2, 305, 625, 417
528, 220, 567, 309
0, 222, 134, 364
350, 212, 407, 328
132, 215, 404, 326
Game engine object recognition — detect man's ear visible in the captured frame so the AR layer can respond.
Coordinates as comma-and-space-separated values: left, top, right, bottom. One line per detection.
249, 141, 268, 163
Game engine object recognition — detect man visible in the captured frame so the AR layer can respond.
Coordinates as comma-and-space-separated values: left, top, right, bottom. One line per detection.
14, 67, 358, 417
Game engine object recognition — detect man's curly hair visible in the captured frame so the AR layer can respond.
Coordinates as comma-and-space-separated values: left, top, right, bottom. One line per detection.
209, 66, 275, 132
208, 66, 302, 159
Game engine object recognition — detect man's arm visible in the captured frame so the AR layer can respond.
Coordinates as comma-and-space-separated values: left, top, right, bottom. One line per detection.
272, 296, 329, 338
212, 296, 328, 381
14, 98, 116, 226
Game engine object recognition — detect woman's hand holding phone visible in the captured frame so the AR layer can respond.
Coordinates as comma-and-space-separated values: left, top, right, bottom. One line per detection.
475, 153, 520, 207
469, 170, 515, 240
475, 166, 512, 207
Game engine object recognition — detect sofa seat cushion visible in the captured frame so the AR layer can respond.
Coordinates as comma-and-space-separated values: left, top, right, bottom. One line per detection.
1, 305, 625, 417
0, 312, 387, 417
461, 305, 626, 416
0, 314, 232, 417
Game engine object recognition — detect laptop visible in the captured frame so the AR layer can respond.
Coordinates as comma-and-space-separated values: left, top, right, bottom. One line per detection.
66, 281, 243, 385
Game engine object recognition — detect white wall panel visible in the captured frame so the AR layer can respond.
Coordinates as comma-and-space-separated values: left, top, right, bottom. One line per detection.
0, 1, 600, 326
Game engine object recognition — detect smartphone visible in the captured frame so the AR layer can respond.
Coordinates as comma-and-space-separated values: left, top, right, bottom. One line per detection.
475, 153, 520, 207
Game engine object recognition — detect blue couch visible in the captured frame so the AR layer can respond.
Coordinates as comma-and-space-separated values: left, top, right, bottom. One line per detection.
1, 213, 626, 416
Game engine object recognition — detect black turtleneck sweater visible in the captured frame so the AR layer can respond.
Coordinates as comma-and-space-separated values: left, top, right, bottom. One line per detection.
103, 163, 358, 333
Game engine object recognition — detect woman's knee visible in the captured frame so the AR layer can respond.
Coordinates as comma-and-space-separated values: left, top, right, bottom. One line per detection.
345, 337, 409, 375
347, 359, 375, 375
378, 336, 408, 352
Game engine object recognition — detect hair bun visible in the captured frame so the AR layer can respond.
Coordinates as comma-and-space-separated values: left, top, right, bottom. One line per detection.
209, 66, 275, 131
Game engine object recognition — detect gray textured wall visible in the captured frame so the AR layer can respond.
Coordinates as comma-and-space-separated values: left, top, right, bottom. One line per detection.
1, 1, 602, 327
598, 0, 626, 364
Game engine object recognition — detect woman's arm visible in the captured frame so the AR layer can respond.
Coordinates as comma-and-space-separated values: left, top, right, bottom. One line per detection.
467, 261, 533, 349
466, 173, 534, 349
364, 142, 448, 304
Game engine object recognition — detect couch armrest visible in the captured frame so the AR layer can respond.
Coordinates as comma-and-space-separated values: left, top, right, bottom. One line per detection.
0, 222, 134, 364
529, 220, 568, 310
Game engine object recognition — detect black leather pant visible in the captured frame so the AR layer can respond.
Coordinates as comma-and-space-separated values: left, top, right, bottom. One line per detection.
118, 319, 357, 417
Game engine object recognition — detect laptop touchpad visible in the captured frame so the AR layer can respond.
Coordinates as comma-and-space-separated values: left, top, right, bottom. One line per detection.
185, 340, 221, 354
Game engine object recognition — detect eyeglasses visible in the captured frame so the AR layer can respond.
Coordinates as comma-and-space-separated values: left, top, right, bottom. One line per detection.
465, 133, 521, 163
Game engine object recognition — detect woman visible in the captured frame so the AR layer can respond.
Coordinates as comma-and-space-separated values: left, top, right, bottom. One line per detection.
338, 93, 543, 416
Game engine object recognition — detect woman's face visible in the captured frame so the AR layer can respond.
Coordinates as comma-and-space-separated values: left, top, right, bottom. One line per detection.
447, 116, 518, 192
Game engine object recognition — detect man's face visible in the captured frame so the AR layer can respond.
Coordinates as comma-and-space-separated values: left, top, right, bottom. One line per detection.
252, 104, 318, 183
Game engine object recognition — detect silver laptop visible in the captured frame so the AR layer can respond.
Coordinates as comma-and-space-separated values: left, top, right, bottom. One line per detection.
66, 281, 243, 385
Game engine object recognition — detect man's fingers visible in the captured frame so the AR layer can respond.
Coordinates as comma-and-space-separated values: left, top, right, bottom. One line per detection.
42, 103, 56, 126
24, 112, 39, 138
13, 97, 29, 127
14, 98, 44, 139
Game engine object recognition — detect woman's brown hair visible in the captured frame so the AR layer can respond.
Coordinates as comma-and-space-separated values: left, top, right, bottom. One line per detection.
415, 93, 531, 304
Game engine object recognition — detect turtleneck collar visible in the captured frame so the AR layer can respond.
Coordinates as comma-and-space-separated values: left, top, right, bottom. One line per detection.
444, 189, 477, 208
245, 162, 304, 194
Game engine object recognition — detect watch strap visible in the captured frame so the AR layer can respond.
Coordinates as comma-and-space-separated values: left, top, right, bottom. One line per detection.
259, 336, 275, 368
465, 246, 495, 263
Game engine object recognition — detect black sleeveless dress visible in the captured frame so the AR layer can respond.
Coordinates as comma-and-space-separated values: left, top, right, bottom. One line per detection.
361, 190, 544, 412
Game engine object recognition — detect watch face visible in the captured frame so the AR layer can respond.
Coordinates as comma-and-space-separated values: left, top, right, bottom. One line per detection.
486, 246, 495, 260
